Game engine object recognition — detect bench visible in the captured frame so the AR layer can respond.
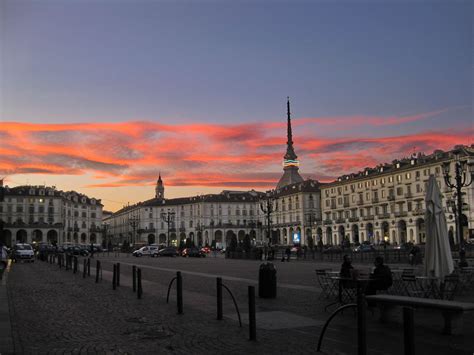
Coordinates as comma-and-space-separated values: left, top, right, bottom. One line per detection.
366, 294, 474, 335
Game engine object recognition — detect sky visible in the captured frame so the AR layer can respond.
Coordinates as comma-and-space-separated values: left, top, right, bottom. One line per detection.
0, 0, 472, 211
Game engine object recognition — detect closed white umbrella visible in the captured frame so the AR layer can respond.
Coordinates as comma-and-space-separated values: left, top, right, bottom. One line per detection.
424, 175, 454, 283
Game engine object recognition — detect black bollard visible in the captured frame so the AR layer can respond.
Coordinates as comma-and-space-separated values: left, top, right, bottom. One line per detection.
112, 264, 117, 290
87, 258, 91, 276
73, 256, 78, 274
177, 271, 183, 315
65, 255, 69, 270
95, 260, 101, 283
357, 286, 367, 355
217, 277, 223, 320
116, 262, 121, 287
248, 286, 256, 341
137, 268, 142, 299
403, 307, 415, 355
83, 259, 87, 278
132, 265, 137, 292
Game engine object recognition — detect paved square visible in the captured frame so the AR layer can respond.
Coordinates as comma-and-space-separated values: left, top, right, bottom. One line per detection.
226, 310, 324, 330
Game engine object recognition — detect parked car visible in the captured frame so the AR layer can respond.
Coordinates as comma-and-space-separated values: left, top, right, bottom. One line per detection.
64, 246, 90, 257
157, 247, 179, 257
181, 247, 206, 258
13, 243, 35, 262
133, 246, 159, 257
200, 247, 211, 254
393, 242, 414, 251
322, 246, 342, 254
353, 244, 375, 252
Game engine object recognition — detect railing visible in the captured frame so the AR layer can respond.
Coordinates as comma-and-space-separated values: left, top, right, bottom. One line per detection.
395, 212, 408, 218
335, 218, 345, 224
387, 195, 395, 201
378, 213, 390, 219
349, 217, 359, 222
362, 215, 374, 221
323, 219, 333, 225
357, 200, 364, 205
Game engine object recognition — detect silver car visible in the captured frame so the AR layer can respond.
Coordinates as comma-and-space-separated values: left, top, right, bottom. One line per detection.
13, 243, 35, 262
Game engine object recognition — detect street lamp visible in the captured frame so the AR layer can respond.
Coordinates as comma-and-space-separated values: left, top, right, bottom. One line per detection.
260, 192, 277, 246
442, 151, 474, 247
161, 209, 175, 247
129, 215, 140, 247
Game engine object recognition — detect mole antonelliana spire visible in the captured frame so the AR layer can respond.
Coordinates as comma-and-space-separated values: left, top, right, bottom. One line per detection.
276, 97, 304, 189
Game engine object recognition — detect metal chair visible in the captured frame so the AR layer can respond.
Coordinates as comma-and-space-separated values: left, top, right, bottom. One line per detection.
315, 269, 338, 300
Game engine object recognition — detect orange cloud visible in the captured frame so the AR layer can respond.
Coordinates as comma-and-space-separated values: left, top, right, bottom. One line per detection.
1, 110, 472, 193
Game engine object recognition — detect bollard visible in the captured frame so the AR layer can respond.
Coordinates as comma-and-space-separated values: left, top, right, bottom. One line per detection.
73, 256, 78, 274
132, 265, 137, 292
87, 258, 91, 276
83, 259, 87, 278
95, 260, 101, 283
116, 263, 121, 287
58, 254, 62, 269
248, 286, 256, 341
403, 307, 415, 355
177, 271, 183, 314
112, 264, 117, 290
217, 277, 223, 320
137, 268, 142, 299
65, 255, 69, 270
357, 286, 367, 355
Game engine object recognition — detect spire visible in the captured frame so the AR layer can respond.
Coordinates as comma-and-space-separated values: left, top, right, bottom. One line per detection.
277, 97, 303, 189
284, 97, 297, 161
158, 172, 162, 184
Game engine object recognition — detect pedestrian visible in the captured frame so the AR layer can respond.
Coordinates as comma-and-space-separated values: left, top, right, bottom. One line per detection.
285, 246, 291, 262
366, 256, 392, 297
263, 245, 268, 261
90, 242, 94, 258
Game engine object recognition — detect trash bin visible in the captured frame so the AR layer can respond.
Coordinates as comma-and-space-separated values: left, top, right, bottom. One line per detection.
259, 262, 277, 298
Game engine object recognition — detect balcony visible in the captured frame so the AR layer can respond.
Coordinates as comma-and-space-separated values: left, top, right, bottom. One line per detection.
404, 192, 412, 198
343, 202, 350, 208
330, 204, 337, 210
378, 213, 390, 219
179, 227, 186, 232
372, 197, 379, 203
395, 212, 408, 218
349, 217, 359, 222
335, 218, 345, 224
387, 195, 395, 201
363, 215, 374, 221
323, 219, 333, 225
357, 200, 364, 206
412, 209, 425, 216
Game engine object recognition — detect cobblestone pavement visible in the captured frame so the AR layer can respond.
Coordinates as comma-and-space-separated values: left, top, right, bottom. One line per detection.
5, 255, 474, 354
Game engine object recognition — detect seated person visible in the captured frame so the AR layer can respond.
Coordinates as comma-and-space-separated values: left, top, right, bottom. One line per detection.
366, 256, 392, 296
340, 254, 353, 278
340, 255, 357, 288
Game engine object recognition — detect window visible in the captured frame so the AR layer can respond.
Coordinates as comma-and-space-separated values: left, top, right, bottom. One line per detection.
396, 175, 402, 182
373, 180, 377, 186
388, 176, 393, 183
405, 173, 411, 179
407, 202, 412, 211
416, 184, 422, 193
396, 187, 403, 196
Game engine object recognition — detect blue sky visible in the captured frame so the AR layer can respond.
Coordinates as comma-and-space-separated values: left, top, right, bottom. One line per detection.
1, 0, 472, 210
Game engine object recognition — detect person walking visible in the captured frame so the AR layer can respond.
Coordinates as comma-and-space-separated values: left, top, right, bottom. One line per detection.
285, 246, 291, 262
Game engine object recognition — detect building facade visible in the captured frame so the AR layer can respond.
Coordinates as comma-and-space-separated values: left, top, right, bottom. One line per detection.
0, 184, 103, 246
103, 100, 473, 248
317, 146, 474, 246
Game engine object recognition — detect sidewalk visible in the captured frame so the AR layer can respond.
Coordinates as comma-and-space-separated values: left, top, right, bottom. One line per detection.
6, 258, 474, 354
0, 260, 14, 354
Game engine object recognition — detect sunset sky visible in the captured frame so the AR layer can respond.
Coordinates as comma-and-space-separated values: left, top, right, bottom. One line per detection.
1, 0, 472, 211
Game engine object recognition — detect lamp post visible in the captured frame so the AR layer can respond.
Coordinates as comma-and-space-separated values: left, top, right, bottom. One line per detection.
161, 209, 175, 247
442, 151, 474, 247
260, 192, 277, 246
129, 215, 140, 247
102, 222, 109, 249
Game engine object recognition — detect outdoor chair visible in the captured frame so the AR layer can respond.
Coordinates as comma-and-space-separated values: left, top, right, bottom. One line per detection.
401, 274, 425, 298
457, 269, 474, 295
315, 269, 338, 300
440, 274, 460, 300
